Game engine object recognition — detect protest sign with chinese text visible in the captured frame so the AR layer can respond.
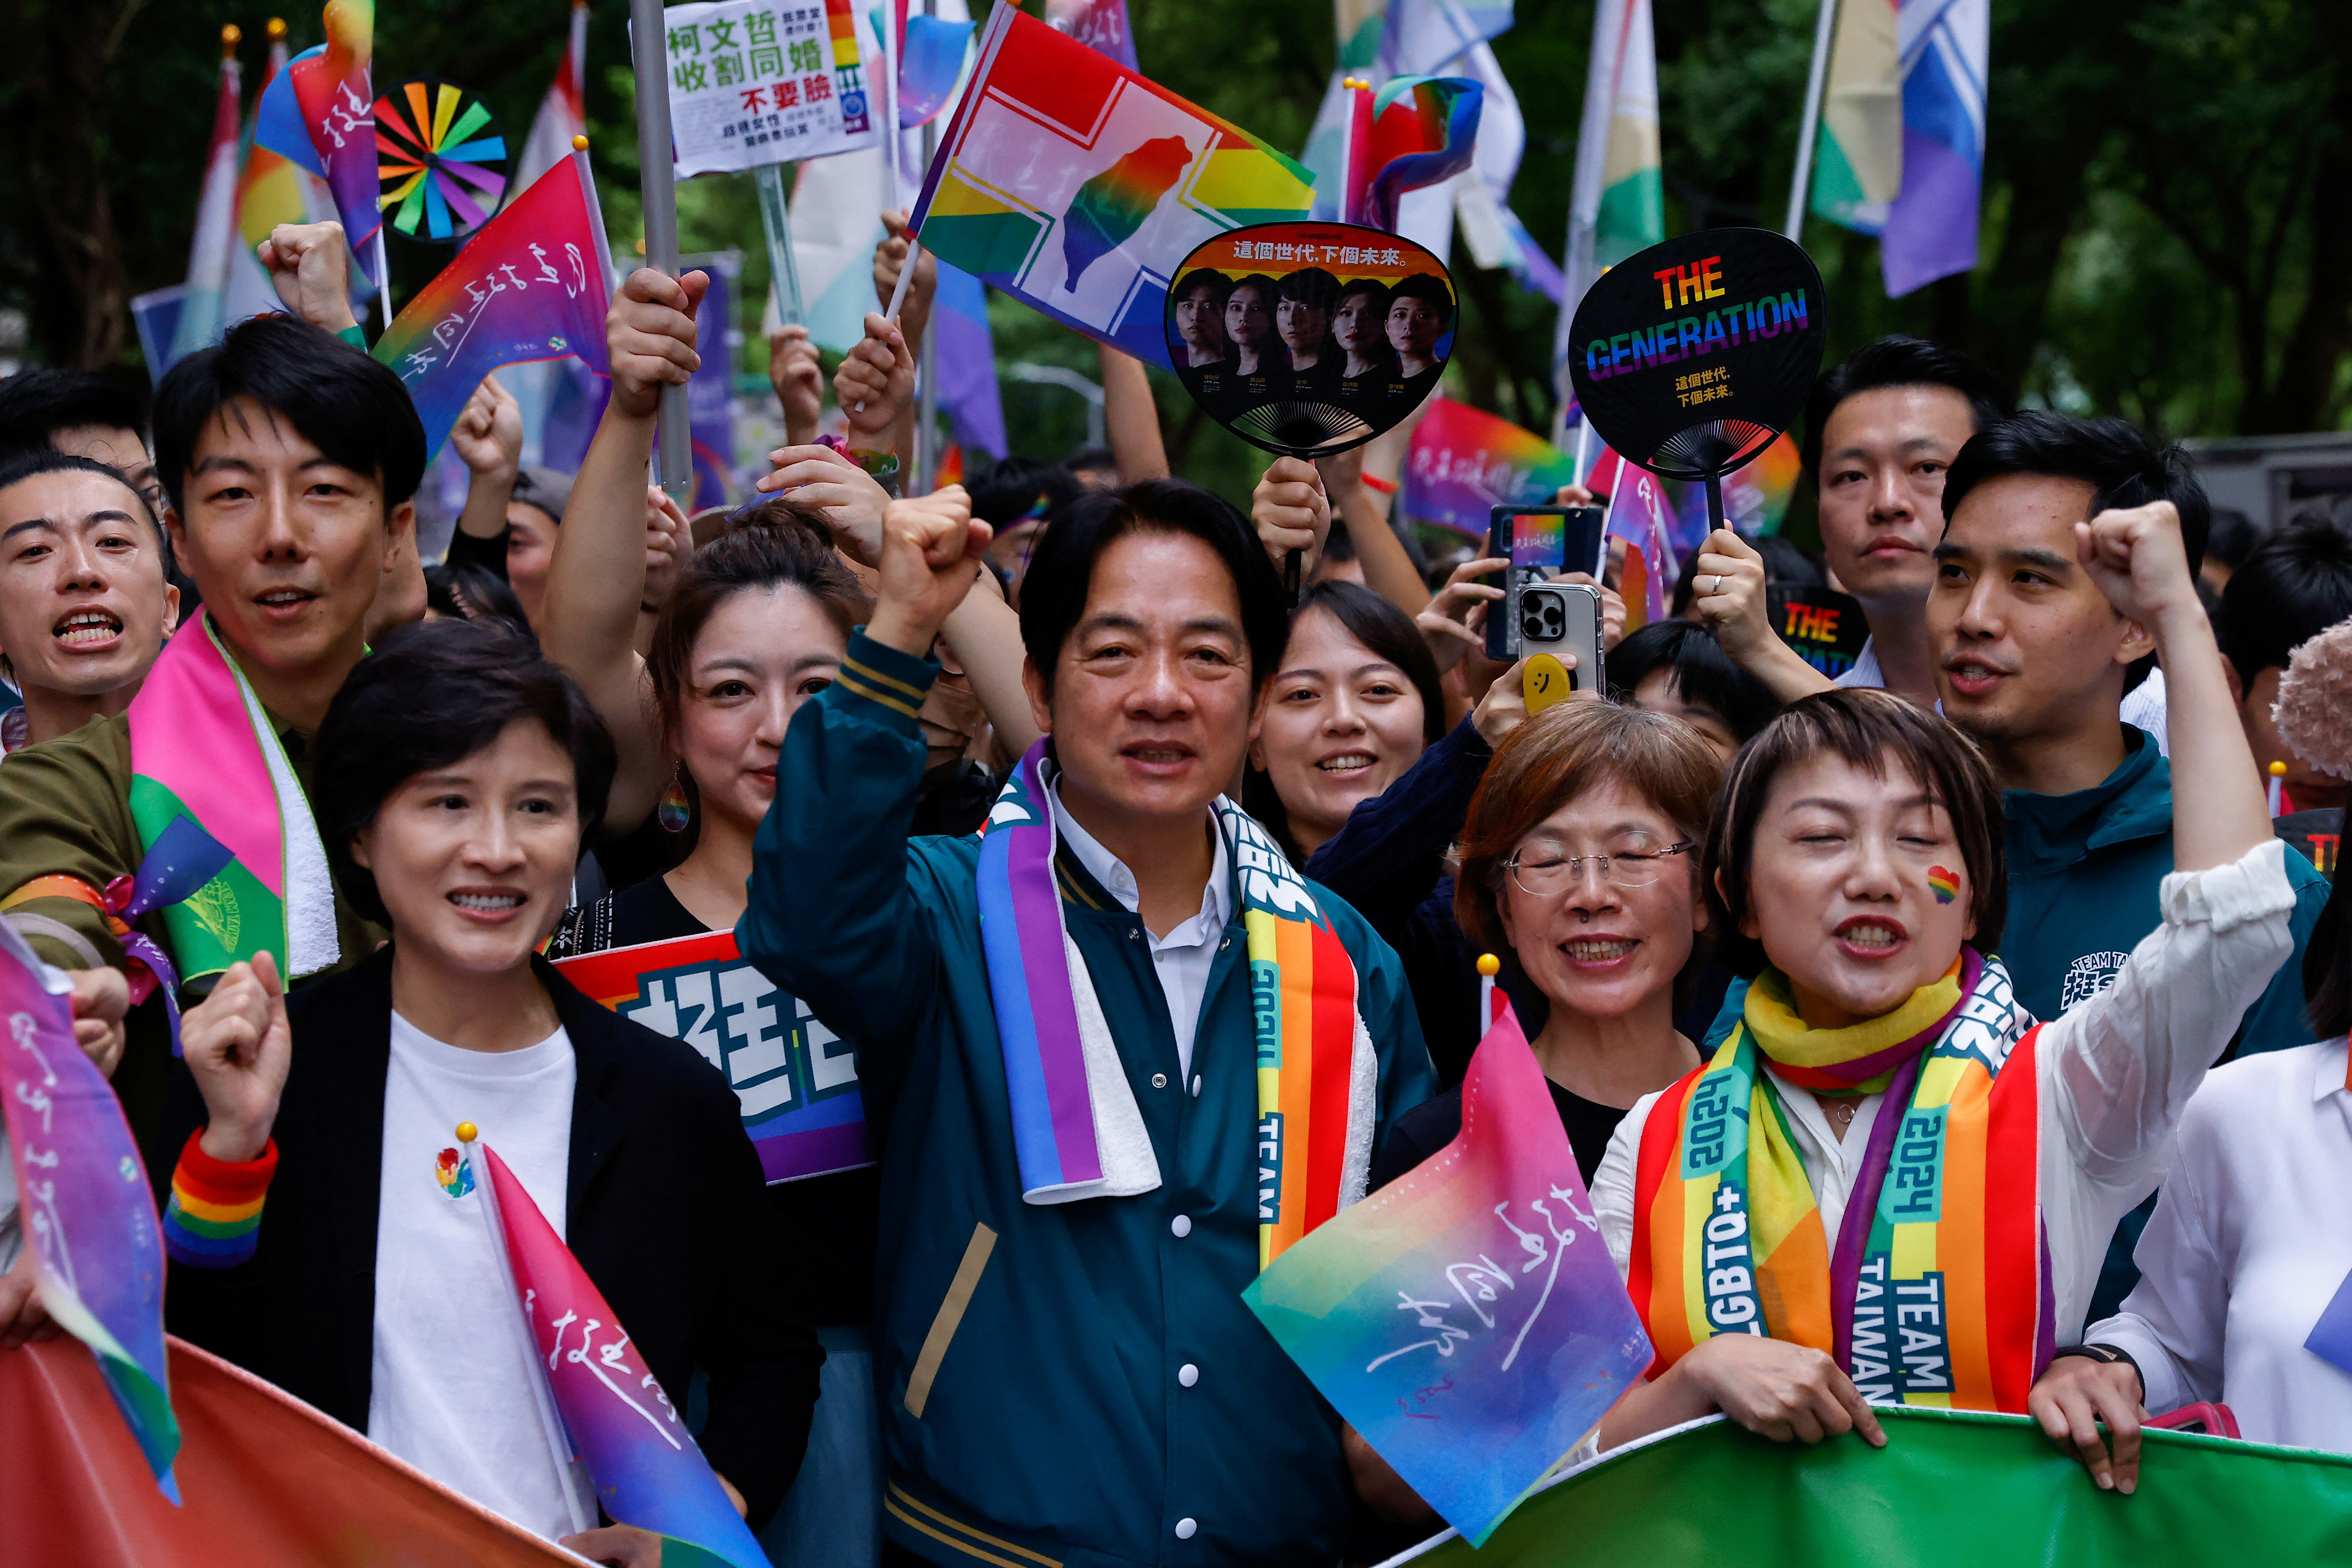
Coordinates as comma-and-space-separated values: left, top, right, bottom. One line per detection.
554, 930, 872, 1184
655, 0, 879, 176
1244, 1004, 1650, 1546
909, 3, 1314, 368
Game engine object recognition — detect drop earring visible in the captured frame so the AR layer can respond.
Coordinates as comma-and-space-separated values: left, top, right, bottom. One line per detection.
658, 764, 692, 833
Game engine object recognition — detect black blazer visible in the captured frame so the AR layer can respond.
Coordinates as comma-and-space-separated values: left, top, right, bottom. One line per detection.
160, 948, 823, 1528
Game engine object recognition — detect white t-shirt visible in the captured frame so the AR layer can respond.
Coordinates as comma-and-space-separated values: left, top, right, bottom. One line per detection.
367, 1010, 588, 1540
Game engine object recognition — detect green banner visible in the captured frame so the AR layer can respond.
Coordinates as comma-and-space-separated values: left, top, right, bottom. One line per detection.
1386, 1409, 2352, 1566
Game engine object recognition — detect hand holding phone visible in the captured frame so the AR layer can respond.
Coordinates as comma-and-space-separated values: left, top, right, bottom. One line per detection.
1518, 581, 1604, 711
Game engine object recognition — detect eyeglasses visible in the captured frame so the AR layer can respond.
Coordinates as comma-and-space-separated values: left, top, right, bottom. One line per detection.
1503, 833, 1697, 897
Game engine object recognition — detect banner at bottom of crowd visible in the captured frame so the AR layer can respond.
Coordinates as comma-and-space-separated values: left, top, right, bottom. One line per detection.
1379, 1407, 2352, 1568
0, 1334, 581, 1565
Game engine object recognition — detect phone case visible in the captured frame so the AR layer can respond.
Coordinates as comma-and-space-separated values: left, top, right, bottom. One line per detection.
1485, 506, 1606, 661
1516, 581, 1605, 697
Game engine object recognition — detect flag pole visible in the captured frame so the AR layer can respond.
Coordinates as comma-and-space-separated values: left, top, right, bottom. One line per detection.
754, 162, 806, 327
631, 0, 697, 507
915, 0, 939, 494
881, 2, 902, 220
1783, 0, 1840, 240
374, 231, 392, 333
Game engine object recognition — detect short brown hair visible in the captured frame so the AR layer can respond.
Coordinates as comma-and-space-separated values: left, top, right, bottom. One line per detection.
1454, 702, 1725, 953
1704, 688, 2005, 978
645, 497, 870, 747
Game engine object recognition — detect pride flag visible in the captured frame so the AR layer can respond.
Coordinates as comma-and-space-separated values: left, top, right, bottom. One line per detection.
516, 0, 589, 188
1400, 396, 1578, 537
1587, 444, 1673, 627
477, 1143, 770, 1568
371, 151, 616, 461
238, 28, 334, 246
253, 0, 382, 281
1551, 0, 1662, 437
1812, 0, 1989, 296
1357, 75, 1483, 232
1243, 1002, 1649, 1546
876, 0, 972, 128
908, 3, 1314, 368
169, 39, 245, 366
0, 917, 179, 1497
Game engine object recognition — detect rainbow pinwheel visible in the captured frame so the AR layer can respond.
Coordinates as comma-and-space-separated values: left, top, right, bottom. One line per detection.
375, 77, 508, 243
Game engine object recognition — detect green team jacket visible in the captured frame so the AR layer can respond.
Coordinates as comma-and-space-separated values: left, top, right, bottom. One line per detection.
0, 712, 378, 1167
739, 630, 1436, 1568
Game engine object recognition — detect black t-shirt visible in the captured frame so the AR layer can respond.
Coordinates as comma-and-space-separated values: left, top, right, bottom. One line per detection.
546, 874, 883, 1326
1368, 1076, 1631, 1193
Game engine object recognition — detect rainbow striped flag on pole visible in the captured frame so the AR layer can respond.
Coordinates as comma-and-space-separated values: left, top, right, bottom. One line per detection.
1811, 0, 1989, 296
1551, 0, 1662, 441
907, 2, 1314, 368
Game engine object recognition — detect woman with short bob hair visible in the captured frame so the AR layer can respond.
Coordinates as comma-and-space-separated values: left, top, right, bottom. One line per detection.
158, 620, 821, 1558
1370, 700, 1724, 1190
1591, 530, 2295, 1457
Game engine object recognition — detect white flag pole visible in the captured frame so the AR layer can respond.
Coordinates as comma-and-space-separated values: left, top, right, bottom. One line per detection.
1783, 0, 1841, 240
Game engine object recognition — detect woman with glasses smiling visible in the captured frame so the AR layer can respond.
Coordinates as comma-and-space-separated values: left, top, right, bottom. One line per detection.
1368, 701, 1723, 1188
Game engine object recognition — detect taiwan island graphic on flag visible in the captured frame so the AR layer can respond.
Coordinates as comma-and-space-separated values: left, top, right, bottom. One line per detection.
910, 3, 1313, 368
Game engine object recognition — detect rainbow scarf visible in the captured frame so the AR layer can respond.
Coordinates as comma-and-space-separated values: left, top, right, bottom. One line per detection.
1630, 949, 2051, 1411
125, 614, 340, 988
976, 741, 1376, 1268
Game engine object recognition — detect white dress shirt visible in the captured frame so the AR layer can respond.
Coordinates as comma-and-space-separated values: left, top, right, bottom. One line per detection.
1049, 783, 1229, 1082
1593, 837, 2299, 1351
2088, 1035, 2352, 1448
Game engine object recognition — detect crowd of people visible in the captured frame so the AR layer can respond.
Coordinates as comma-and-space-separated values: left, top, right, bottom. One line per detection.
0, 210, 2349, 1568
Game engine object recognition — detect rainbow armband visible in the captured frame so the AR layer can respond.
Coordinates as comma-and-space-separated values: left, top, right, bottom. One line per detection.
163, 1130, 278, 1267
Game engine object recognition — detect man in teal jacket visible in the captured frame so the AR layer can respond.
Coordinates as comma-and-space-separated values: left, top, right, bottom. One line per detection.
742, 476, 1435, 1568
1929, 411, 2328, 1319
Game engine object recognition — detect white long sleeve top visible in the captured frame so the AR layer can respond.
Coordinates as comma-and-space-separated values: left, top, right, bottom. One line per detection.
2087, 1034, 2352, 1448
1593, 837, 2299, 1351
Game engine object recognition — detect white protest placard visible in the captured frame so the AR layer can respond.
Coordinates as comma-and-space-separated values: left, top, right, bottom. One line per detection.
650, 0, 879, 177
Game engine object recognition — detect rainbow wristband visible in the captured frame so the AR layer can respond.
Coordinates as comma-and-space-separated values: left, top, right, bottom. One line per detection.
163, 1129, 278, 1267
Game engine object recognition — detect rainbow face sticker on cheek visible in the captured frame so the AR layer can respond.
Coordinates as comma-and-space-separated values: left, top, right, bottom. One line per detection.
1927, 866, 1960, 905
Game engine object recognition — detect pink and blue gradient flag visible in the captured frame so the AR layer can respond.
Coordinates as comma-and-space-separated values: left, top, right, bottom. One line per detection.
1357, 75, 1483, 233
479, 1143, 769, 1568
1588, 445, 1674, 629
0, 918, 180, 1499
1400, 396, 1579, 537
253, 1, 382, 281
371, 151, 616, 461
879, 2, 972, 128
1243, 1002, 1650, 1546
932, 259, 1008, 459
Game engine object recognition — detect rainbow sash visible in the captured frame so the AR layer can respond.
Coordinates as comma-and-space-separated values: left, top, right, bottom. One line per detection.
1629, 949, 2051, 1411
125, 614, 340, 987
976, 742, 1375, 1267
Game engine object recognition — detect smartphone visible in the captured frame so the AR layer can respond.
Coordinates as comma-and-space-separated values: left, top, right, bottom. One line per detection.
1486, 505, 1606, 660
1516, 581, 1605, 701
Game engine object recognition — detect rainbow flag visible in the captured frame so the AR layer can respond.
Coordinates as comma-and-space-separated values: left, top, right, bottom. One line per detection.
1400, 396, 1579, 537
476, 1144, 769, 1568
1356, 75, 1483, 232
552, 931, 874, 1184
1812, 0, 1986, 296
371, 150, 615, 460
238, 30, 332, 247
908, 3, 1314, 368
1243, 1002, 1650, 1546
1588, 445, 1673, 627
253, 1, 382, 281
0, 917, 180, 1497
169, 41, 245, 366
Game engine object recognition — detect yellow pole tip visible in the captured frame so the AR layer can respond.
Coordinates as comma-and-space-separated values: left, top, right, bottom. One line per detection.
455, 1121, 478, 1143
222, 22, 242, 48
2270, 760, 2290, 776
267, 16, 288, 38
572, 133, 590, 152
1476, 953, 1501, 977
